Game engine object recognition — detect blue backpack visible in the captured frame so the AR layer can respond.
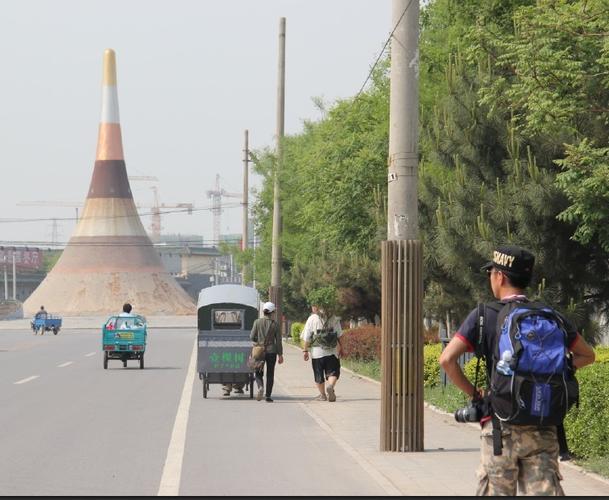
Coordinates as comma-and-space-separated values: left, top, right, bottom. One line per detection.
489, 300, 579, 426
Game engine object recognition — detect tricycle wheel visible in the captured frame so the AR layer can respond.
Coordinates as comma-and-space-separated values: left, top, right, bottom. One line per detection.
123, 359, 127, 368
103, 352, 108, 370
139, 354, 144, 369
52, 327, 58, 335
249, 373, 254, 399
202, 376, 208, 399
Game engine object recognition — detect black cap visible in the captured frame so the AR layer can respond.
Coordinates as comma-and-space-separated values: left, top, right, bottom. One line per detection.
481, 245, 535, 278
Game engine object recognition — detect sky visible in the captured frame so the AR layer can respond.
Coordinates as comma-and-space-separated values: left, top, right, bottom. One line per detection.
0, 0, 391, 247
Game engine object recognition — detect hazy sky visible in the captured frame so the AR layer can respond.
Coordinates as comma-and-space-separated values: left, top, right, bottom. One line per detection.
0, 0, 391, 247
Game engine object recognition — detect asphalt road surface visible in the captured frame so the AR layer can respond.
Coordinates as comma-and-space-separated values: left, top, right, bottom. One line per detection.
0, 327, 386, 496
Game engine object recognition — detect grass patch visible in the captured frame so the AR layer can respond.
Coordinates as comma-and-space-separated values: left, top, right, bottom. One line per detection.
424, 384, 471, 414
573, 457, 609, 479
341, 358, 381, 381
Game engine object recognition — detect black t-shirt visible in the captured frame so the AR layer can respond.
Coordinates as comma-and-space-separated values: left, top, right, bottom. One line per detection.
455, 298, 580, 380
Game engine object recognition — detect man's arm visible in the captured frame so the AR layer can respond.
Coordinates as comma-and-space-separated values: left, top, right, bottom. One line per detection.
439, 337, 477, 398
302, 317, 312, 361
570, 333, 595, 369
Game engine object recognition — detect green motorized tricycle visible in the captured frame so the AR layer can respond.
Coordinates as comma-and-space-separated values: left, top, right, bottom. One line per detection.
101, 315, 147, 369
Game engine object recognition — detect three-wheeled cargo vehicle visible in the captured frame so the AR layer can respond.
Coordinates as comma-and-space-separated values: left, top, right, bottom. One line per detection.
102, 315, 147, 369
31, 315, 62, 335
197, 284, 259, 398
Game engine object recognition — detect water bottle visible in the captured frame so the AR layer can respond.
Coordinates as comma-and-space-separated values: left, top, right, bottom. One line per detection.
496, 350, 513, 376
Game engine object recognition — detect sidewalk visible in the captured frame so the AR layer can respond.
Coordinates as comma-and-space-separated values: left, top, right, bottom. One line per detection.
277, 341, 609, 496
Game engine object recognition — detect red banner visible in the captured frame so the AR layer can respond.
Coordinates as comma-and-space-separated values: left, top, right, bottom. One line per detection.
0, 248, 43, 270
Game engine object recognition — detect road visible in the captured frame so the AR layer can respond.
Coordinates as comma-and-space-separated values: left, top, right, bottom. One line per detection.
0, 327, 387, 496
2, 322, 609, 496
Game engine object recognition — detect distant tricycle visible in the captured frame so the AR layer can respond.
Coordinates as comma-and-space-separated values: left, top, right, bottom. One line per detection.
102, 315, 147, 369
31, 315, 62, 335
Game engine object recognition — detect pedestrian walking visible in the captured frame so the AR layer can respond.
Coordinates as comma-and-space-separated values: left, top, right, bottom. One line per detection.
250, 302, 283, 402
301, 303, 343, 402
440, 245, 596, 496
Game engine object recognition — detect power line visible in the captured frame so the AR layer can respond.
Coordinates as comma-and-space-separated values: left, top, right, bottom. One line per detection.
355, 0, 414, 99
0, 202, 246, 224
0, 237, 253, 248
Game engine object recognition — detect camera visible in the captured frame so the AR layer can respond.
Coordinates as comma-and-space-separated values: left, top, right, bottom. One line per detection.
454, 398, 486, 423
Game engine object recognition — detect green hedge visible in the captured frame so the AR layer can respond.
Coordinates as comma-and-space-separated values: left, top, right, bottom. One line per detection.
564, 360, 609, 459
423, 343, 442, 388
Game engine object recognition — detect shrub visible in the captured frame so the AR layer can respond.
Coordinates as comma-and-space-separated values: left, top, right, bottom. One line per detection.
565, 361, 609, 459
340, 326, 381, 361
463, 355, 487, 389
290, 322, 305, 346
423, 343, 442, 388
594, 346, 609, 363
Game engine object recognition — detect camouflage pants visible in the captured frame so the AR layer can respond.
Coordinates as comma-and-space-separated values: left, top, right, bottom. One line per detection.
476, 422, 564, 496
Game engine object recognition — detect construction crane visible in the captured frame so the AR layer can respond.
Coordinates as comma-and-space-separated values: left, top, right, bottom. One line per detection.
206, 174, 242, 245
17, 180, 194, 241
147, 186, 194, 241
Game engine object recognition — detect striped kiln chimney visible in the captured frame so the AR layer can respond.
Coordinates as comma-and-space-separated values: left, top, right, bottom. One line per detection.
24, 49, 194, 316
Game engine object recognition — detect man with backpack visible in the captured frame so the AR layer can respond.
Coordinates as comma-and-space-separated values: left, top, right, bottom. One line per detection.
440, 245, 595, 496
302, 303, 343, 402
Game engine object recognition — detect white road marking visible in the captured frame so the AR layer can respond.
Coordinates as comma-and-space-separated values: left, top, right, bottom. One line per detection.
14, 375, 40, 385
84, 352, 96, 357
157, 337, 197, 496
57, 361, 73, 368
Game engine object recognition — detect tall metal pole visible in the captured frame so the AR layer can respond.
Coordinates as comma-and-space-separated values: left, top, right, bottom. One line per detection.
380, 0, 424, 452
242, 129, 250, 285
12, 252, 16, 300
270, 17, 286, 335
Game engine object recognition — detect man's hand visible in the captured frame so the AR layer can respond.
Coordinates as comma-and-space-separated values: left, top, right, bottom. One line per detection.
278, 355, 284, 364
303, 351, 309, 362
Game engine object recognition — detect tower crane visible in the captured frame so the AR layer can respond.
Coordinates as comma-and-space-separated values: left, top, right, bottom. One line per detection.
206, 174, 242, 246
18, 177, 193, 241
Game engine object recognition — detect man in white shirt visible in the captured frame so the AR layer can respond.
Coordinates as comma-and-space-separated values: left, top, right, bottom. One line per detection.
118, 303, 133, 316
301, 304, 343, 402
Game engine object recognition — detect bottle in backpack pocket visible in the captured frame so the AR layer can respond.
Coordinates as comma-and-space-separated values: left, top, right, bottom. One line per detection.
496, 350, 513, 376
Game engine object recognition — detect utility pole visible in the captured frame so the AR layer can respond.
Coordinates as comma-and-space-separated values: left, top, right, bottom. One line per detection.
270, 17, 286, 335
380, 0, 424, 452
12, 252, 16, 300
3, 255, 7, 301
242, 129, 250, 286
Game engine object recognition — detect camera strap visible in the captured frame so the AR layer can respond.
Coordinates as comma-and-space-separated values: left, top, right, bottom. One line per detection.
472, 303, 485, 392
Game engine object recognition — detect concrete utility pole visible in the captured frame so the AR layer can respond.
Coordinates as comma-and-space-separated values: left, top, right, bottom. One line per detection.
380, 0, 424, 452
270, 17, 286, 334
242, 129, 250, 285
12, 252, 16, 300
